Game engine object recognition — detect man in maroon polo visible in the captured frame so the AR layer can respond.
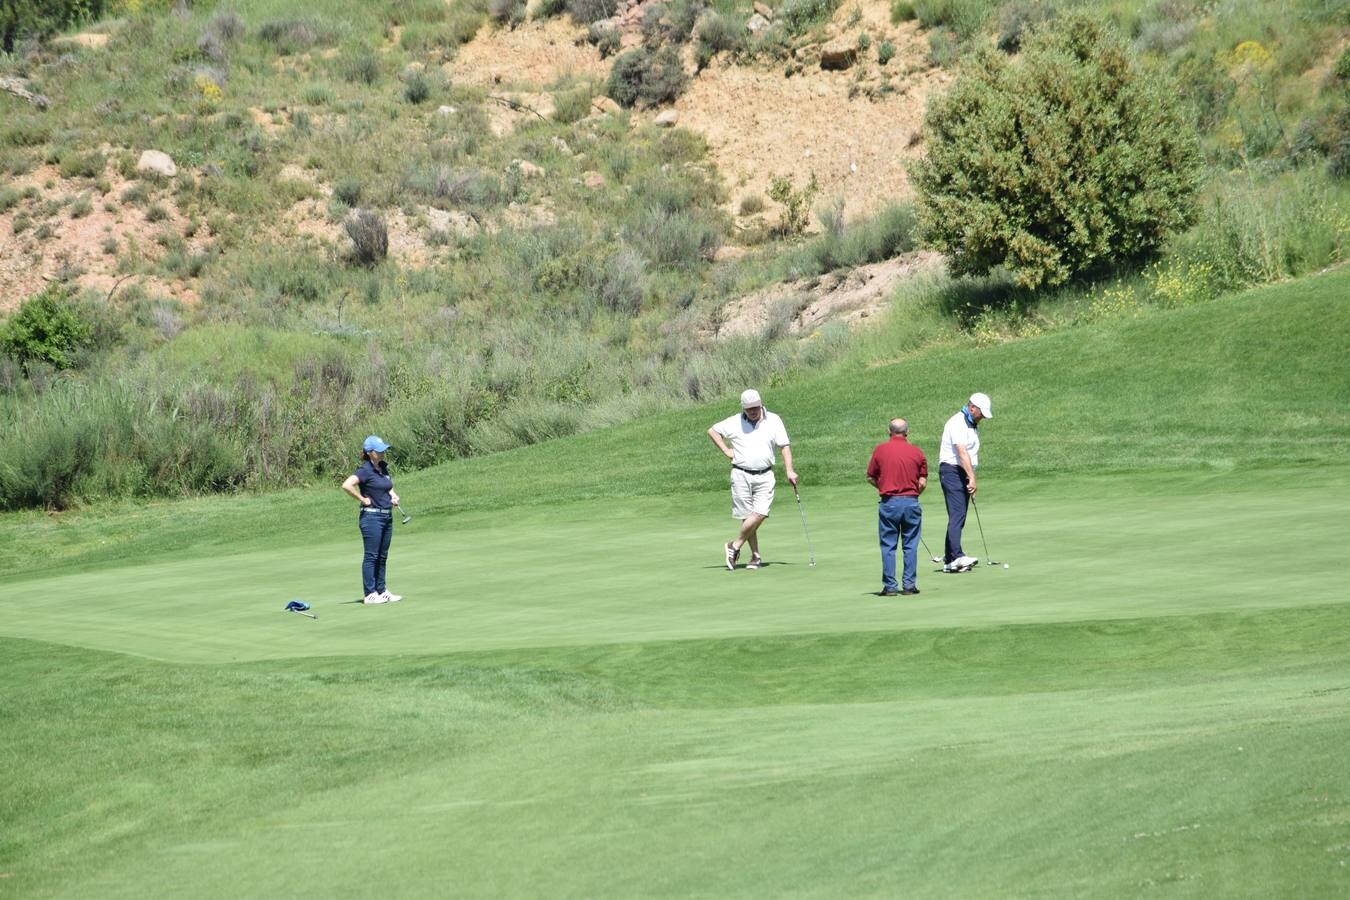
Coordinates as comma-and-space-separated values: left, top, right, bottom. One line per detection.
866, 418, 928, 596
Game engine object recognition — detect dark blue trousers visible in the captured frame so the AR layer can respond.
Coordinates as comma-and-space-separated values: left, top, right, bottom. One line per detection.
878, 495, 922, 591
358, 510, 393, 595
939, 463, 969, 563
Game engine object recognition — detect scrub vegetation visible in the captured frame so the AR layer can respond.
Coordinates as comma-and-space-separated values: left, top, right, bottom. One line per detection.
0, 0, 1346, 512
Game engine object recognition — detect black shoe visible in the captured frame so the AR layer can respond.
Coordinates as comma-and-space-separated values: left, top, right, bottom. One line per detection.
880, 588, 900, 597
901, 587, 920, 595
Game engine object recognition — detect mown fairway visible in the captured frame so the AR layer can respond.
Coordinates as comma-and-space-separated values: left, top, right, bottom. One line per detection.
3, 272, 1349, 897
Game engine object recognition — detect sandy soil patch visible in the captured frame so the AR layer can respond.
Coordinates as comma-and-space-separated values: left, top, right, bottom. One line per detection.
714, 250, 944, 338
449, 17, 607, 88
0, 166, 207, 311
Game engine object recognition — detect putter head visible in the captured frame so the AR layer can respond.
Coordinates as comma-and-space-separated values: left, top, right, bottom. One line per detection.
401, 513, 412, 524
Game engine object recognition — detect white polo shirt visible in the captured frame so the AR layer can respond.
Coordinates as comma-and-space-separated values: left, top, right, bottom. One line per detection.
712, 410, 790, 470
939, 410, 980, 468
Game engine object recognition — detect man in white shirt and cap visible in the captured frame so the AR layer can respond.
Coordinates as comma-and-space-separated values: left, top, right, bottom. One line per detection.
708, 389, 799, 570
937, 392, 993, 572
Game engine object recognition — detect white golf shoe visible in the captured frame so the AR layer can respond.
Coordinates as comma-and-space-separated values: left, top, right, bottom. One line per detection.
363, 592, 388, 604
954, 555, 978, 569
380, 591, 402, 603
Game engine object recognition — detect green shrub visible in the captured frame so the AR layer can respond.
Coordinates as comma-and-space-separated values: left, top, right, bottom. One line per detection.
767, 172, 819, 237
606, 46, 688, 108
0, 286, 93, 372
553, 85, 594, 124
536, 0, 567, 17
58, 150, 105, 180
334, 177, 363, 206
996, 0, 1053, 53
1, 119, 51, 147
890, 0, 915, 23
914, 15, 1203, 289
404, 71, 431, 104
0, 187, 19, 213
345, 209, 389, 265
695, 10, 744, 69
586, 23, 621, 57
927, 27, 957, 67
779, 0, 839, 34
877, 39, 896, 65
303, 82, 336, 105
488, 0, 527, 27
912, 0, 993, 39
568, 0, 616, 25
257, 18, 332, 54
342, 51, 382, 85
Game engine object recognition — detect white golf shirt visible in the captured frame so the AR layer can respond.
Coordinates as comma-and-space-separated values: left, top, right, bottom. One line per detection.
712, 410, 790, 471
939, 410, 980, 468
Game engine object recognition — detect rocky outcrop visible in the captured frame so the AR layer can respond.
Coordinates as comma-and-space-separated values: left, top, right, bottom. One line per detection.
819, 40, 857, 71
137, 150, 178, 178
0, 76, 50, 109
714, 252, 946, 339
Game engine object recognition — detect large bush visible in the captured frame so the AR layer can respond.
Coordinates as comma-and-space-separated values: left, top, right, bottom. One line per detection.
606, 46, 688, 108
0, 287, 92, 373
913, 15, 1203, 289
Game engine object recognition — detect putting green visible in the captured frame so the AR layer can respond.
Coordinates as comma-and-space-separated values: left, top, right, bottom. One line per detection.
8, 468, 1346, 663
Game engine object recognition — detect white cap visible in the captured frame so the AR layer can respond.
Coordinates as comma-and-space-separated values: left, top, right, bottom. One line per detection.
970, 392, 992, 418
740, 388, 763, 409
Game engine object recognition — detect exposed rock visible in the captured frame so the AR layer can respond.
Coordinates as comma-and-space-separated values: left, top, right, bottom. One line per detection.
746, 13, 771, 33
510, 159, 546, 178
654, 109, 679, 128
426, 207, 477, 237
819, 40, 857, 71
137, 150, 178, 178
592, 96, 622, 115
0, 76, 50, 109
753, 2, 773, 18
437, 105, 457, 116
551, 136, 574, 156
582, 170, 606, 189
714, 252, 946, 339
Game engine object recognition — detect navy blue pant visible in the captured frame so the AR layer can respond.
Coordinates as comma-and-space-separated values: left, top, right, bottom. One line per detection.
939, 463, 969, 563
878, 495, 922, 591
358, 510, 393, 595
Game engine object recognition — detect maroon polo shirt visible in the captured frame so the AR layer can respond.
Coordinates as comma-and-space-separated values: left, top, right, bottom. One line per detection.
867, 435, 928, 497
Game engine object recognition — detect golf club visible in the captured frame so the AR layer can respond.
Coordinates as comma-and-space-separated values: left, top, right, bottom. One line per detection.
791, 483, 816, 567
397, 504, 411, 525
969, 495, 1002, 566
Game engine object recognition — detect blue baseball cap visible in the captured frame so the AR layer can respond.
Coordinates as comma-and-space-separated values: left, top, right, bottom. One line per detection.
362, 435, 391, 453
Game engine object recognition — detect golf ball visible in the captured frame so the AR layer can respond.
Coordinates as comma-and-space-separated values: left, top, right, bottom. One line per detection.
1003, 563, 1009, 569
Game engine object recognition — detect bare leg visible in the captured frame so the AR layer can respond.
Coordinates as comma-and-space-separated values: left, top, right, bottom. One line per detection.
732, 513, 766, 551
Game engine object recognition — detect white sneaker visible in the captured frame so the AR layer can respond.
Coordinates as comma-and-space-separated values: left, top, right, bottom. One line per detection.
381, 591, 402, 603
363, 592, 388, 604
954, 555, 978, 569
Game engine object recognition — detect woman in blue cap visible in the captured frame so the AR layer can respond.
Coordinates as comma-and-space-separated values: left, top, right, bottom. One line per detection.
341, 435, 402, 604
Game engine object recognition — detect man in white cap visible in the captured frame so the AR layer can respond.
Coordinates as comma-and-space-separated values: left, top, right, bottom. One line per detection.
708, 389, 798, 570
936, 392, 992, 572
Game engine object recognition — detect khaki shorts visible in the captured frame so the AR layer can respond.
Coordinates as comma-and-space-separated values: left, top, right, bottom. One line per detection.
730, 468, 775, 519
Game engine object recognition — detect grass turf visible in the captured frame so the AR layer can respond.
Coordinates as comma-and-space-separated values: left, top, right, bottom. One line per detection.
3, 270, 1349, 896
